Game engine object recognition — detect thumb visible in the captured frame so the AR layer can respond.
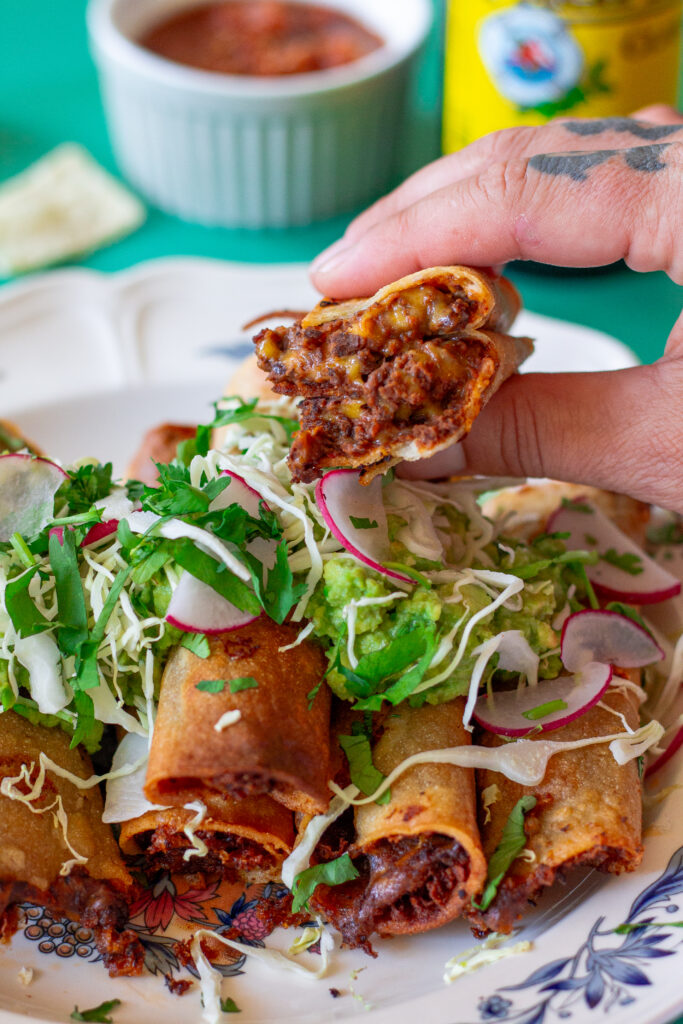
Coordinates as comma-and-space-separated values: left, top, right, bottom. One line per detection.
456, 363, 683, 512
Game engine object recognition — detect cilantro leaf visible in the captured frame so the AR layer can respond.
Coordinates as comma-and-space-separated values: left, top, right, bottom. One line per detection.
220, 997, 241, 1013
70, 1000, 121, 1023
472, 795, 537, 912
229, 676, 258, 693
521, 699, 568, 721
291, 853, 359, 913
207, 397, 299, 444
4, 567, 49, 636
261, 539, 307, 624
49, 529, 88, 656
70, 690, 103, 751
601, 548, 643, 576
339, 626, 436, 709
196, 679, 226, 693
171, 539, 261, 616
339, 733, 390, 805
180, 633, 211, 659
58, 463, 113, 515
349, 516, 378, 531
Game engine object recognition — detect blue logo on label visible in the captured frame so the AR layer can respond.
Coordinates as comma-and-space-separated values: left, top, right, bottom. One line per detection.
478, 4, 584, 107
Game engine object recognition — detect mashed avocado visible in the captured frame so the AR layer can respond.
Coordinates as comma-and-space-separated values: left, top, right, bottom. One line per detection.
307, 529, 581, 706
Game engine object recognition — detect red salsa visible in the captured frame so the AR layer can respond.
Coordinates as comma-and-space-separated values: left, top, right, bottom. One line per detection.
139, 1, 383, 77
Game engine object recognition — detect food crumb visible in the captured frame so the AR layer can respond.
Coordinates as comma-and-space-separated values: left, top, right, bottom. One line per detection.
329, 987, 342, 998
17, 966, 33, 986
165, 974, 192, 996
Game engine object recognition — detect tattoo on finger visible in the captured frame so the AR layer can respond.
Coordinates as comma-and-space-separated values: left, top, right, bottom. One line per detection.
564, 117, 682, 141
529, 144, 671, 182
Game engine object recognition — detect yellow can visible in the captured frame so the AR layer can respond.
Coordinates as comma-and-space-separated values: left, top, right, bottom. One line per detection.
443, 0, 683, 152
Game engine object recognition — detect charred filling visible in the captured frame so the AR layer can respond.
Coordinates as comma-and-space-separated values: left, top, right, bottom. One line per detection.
0, 872, 143, 976
467, 844, 642, 938
288, 337, 493, 482
255, 285, 477, 400
311, 831, 470, 950
254, 285, 491, 482
136, 826, 277, 877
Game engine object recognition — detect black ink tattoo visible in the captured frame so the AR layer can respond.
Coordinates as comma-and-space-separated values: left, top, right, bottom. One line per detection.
529, 144, 671, 182
623, 145, 670, 173
564, 117, 681, 141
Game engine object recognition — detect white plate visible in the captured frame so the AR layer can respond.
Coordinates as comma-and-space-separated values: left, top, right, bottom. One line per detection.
2, 259, 682, 1024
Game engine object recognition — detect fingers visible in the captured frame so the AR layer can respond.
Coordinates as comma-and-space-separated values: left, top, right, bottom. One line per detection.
312, 115, 683, 286
311, 140, 683, 296
632, 104, 683, 125
456, 361, 683, 513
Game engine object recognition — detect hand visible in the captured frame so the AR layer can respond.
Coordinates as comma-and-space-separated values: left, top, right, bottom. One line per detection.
310, 108, 683, 512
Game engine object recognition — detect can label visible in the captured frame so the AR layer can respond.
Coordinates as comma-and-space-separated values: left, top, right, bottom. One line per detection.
443, 0, 683, 152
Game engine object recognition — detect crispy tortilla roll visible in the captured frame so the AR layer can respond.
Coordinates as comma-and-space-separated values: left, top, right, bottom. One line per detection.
0, 712, 143, 976
468, 688, 644, 936
253, 266, 531, 483
145, 620, 331, 815
126, 422, 197, 485
312, 700, 486, 949
119, 791, 294, 883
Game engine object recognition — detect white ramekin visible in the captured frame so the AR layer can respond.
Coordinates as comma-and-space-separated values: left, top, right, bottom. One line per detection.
87, 0, 432, 228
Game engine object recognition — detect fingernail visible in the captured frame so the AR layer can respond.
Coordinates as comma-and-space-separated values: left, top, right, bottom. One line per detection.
311, 239, 353, 275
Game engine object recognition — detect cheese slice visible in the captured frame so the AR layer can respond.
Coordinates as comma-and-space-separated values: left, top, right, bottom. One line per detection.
0, 143, 145, 274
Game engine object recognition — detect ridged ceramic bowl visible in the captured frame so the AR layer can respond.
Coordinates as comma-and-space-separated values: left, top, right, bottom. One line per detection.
87, 0, 431, 228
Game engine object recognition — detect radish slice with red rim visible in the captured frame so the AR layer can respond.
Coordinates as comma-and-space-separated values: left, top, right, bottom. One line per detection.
166, 572, 259, 635
561, 609, 664, 673
473, 661, 613, 736
315, 469, 412, 584
212, 471, 277, 571
0, 453, 68, 541
82, 520, 119, 547
645, 723, 683, 777
548, 499, 681, 604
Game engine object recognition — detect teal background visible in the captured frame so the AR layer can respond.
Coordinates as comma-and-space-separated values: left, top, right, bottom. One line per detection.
0, 4, 681, 1024
2, 0, 682, 365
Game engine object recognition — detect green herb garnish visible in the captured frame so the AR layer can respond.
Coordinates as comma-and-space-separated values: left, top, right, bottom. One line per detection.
601, 548, 643, 576
349, 516, 379, 531
472, 796, 537, 912
522, 699, 568, 721
70, 999, 121, 1023
292, 854, 359, 913
339, 732, 390, 805
196, 679, 226, 693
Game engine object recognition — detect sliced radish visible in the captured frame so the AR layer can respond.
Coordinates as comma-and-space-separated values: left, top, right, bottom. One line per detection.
549, 499, 681, 604
166, 572, 259, 635
82, 520, 119, 547
473, 662, 613, 736
645, 723, 683, 777
315, 470, 412, 584
0, 453, 68, 541
561, 609, 664, 673
212, 471, 277, 571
